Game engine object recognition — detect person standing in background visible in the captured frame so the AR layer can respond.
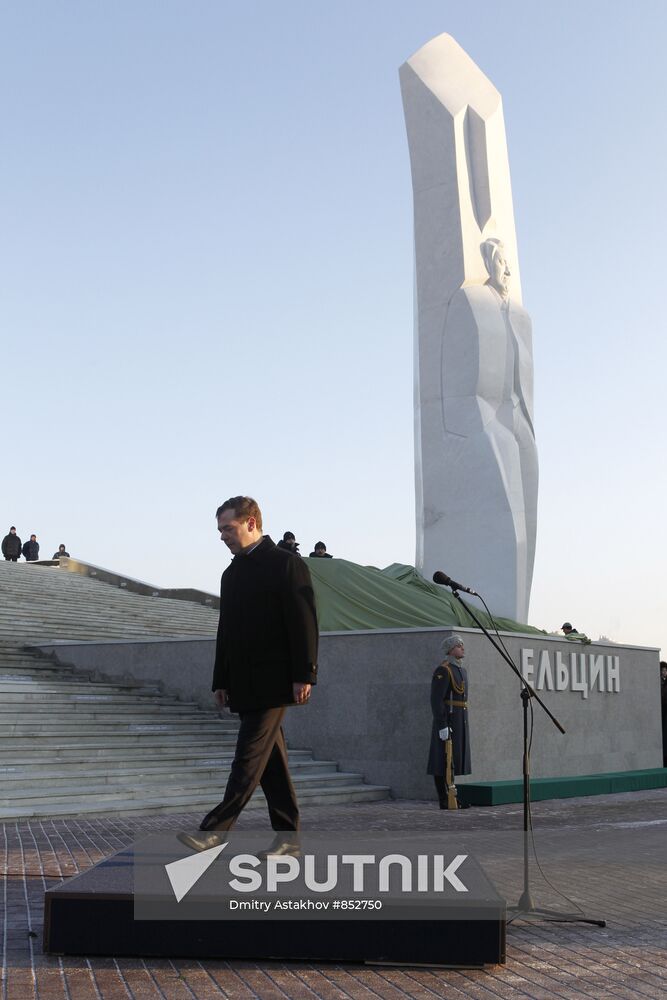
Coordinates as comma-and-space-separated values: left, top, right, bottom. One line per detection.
2, 527, 22, 562
22, 534, 39, 561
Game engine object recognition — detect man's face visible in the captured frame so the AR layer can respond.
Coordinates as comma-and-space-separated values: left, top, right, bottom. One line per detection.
451, 643, 465, 659
30, 535, 36, 541
217, 509, 257, 555
10, 529, 16, 535
491, 251, 510, 296
315, 546, 326, 556
661, 665, 667, 681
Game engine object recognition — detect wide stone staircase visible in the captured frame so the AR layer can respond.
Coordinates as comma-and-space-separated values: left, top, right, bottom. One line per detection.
0, 562, 390, 819
0, 643, 388, 820
0, 560, 219, 642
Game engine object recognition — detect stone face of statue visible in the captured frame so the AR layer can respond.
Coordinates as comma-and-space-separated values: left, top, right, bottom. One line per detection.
482, 239, 511, 298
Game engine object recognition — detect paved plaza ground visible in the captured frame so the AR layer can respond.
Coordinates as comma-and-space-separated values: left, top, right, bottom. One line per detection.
2, 788, 666, 999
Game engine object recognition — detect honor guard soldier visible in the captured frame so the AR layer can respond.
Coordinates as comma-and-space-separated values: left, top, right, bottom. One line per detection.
427, 633, 471, 808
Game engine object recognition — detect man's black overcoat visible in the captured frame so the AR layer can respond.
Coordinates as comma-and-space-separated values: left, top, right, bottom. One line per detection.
2, 533, 22, 559
22, 539, 39, 561
212, 535, 318, 713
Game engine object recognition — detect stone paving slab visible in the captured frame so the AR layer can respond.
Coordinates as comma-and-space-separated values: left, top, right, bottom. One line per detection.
2, 789, 666, 999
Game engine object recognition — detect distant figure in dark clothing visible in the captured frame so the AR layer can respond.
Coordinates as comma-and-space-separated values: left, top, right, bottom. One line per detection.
22, 535, 39, 561
52, 544, 70, 559
309, 541, 332, 558
661, 662, 667, 768
277, 531, 300, 555
561, 622, 591, 644
2, 527, 22, 561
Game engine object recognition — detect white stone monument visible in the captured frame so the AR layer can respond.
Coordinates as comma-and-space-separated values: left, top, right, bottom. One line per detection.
400, 33, 538, 622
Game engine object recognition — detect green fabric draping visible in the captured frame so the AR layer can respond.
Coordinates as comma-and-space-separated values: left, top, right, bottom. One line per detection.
306, 557, 546, 635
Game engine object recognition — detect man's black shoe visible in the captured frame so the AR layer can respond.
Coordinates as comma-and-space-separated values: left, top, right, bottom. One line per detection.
177, 830, 227, 853
256, 835, 301, 860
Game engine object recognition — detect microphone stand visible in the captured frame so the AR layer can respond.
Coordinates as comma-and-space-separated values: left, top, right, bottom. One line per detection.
444, 585, 605, 927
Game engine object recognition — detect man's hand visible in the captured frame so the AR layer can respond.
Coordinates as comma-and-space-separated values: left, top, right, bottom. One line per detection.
214, 689, 228, 709
293, 682, 311, 705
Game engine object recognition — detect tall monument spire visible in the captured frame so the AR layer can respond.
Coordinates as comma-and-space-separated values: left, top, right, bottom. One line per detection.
400, 33, 538, 622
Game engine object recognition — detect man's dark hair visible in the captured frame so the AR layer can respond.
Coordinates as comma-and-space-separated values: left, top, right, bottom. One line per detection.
315, 541, 326, 550
10, 526, 15, 531
283, 531, 295, 542
215, 496, 263, 530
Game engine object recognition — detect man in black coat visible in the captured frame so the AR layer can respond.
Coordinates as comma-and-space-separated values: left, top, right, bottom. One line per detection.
22, 534, 40, 561
2, 527, 22, 561
180, 496, 318, 852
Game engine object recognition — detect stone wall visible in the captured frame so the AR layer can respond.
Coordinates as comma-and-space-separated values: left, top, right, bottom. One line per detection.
283, 628, 661, 798
37, 627, 662, 799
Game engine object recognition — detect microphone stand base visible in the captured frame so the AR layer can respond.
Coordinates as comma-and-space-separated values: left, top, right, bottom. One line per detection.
508, 900, 606, 927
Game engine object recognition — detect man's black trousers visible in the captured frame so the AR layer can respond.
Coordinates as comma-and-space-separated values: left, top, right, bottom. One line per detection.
208, 707, 299, 832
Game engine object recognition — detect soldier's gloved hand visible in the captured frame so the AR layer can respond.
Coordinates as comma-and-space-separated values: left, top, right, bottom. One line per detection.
439, 727, 450, 740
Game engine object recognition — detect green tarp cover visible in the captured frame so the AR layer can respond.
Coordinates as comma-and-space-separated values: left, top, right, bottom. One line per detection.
306, 557, 546, 636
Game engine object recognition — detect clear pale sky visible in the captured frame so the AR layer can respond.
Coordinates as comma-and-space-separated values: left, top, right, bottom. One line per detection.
2, 2, 665, 654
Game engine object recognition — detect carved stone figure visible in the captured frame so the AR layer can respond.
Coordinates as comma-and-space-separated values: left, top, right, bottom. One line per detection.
400, 34, 538, 621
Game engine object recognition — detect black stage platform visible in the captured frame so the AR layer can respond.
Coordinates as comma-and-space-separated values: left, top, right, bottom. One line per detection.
44, 840, 506, 968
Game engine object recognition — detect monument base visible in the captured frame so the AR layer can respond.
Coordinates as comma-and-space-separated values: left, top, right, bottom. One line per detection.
43, 850, 506, 967
459, 767, 667, 807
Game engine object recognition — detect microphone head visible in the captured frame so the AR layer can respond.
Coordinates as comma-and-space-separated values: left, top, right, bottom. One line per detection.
432, 571, 449, 586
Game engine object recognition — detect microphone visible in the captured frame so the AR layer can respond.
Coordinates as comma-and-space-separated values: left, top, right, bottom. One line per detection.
432, 570, 478, 596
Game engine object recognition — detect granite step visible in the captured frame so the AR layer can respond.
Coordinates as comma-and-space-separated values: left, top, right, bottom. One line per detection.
0, 679, 164, 695
0, 719, 237, 735
0, 730, 240, 748
0, 770, 370, 809
0, 758, 340, 792
0, 737, 312, 768
0, 695, 205, 710
0, 752, 328, 780
0, 701, 224, 716
0, 782, 390, 820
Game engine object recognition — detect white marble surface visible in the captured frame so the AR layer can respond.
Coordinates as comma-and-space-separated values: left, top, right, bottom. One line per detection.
400, 33, 538, 622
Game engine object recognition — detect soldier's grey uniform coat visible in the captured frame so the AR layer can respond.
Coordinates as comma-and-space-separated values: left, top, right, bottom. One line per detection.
427, 655, 471, 777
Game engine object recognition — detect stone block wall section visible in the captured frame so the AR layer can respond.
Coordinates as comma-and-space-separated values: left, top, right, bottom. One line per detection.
282, 627, 662, 796
34, 637, 216, 706
35, 627, 663, 796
